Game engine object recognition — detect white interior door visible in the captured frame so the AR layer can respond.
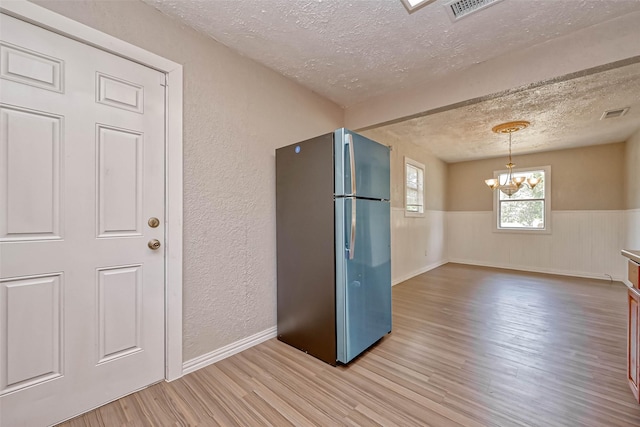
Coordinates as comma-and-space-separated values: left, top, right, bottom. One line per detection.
0, 13, 166, 426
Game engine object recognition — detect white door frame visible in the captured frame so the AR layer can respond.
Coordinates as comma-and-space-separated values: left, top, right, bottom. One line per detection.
0, 0, 184, 381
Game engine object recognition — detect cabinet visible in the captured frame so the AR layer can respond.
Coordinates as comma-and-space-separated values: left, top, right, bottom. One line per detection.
629, 286, 640, 402
622, 250, 640, 402
631, 260, 640, 289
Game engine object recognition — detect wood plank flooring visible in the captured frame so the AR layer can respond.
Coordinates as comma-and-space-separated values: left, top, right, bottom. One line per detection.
58, 264, 640, 426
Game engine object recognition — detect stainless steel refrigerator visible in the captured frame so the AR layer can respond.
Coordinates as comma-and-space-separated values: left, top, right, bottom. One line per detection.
276, 128, 391, 365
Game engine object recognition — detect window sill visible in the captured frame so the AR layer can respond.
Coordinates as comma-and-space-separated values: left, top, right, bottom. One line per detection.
405, 211, 425, 218
493, 226, 552, 235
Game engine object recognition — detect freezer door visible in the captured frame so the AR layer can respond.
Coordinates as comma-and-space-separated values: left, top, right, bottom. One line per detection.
334, 129, 390, 200
336, 198, 391, 364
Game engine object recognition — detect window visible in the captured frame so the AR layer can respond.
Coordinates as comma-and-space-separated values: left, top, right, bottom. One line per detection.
494, 166, 551, 232
405, 157, 424, 217
399, 0, 437, 13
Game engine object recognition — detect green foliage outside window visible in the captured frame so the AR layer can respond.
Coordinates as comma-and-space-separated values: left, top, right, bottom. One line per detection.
498, 170, 545, 229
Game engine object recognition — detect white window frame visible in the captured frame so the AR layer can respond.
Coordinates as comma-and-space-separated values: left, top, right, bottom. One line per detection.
404, 157, 425, 217
492, 165, 551, 234
400, 0, 437, 14
1, 0, 184, 380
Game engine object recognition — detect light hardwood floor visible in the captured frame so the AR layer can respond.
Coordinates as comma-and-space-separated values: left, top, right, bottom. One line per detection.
58, 263, 640, 426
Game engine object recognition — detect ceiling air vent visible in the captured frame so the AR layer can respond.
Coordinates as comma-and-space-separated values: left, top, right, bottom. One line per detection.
444, 0, 504, 22
600, 107, 630, 120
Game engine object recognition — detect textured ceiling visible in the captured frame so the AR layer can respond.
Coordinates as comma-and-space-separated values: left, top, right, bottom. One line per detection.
143, 0, 640, 107
368, 61, 640, 162
143, 0, 640, 162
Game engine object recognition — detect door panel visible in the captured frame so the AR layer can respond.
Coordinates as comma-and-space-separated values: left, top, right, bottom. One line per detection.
0, 13, 165, 426
0, 42, 64, 93
96, 72, 144, 113
0, 105, 62, 241
337, 129, 390, 200
337, 198, 391, 363
97, 265, 143, 363
0, 274, 62, 393
96, 124, 143, 237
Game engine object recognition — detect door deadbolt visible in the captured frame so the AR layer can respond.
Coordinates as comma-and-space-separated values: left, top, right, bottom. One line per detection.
148, 239, 161, 250
148, 217, 160, 228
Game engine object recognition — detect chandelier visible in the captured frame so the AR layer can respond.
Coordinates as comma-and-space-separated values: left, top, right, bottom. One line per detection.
484, 121, 541, 197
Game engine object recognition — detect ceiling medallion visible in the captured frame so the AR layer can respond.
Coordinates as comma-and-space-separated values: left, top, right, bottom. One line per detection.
491, 121, 530, 134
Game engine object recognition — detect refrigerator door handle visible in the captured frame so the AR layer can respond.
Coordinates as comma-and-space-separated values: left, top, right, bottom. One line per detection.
349, 198, 356, 260
346, 134, 357, 196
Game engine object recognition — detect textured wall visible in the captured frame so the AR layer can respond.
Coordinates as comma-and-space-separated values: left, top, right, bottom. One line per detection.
626, 129, 640, 210
626, 129, 640, 250
447, 143, 626, 212
33, 0, 343, 361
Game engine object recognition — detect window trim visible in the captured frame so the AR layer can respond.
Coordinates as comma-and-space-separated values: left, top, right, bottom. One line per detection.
404, 156, 425, 218
492, 165, 551, 234
400, 0, 437, 14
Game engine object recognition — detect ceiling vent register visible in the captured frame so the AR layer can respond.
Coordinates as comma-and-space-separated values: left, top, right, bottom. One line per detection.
445, 0, 504, 21
600, 107, 630, 120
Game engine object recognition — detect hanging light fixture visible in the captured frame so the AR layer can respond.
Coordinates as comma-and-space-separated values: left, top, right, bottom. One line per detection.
484, 121, 541, 197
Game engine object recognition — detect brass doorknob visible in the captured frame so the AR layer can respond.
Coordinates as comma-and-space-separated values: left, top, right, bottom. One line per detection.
148, 239, 161, 250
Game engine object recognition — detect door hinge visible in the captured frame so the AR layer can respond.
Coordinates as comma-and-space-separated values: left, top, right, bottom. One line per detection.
160, 74, 168, 87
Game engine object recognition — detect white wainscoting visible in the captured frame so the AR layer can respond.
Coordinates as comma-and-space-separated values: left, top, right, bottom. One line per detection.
391, 208, 447, 285
447, 210, 626, 281
626, 209, 640, 249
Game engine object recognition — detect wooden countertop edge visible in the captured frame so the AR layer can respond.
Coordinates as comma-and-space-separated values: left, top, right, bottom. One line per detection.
622, 249, 640, 265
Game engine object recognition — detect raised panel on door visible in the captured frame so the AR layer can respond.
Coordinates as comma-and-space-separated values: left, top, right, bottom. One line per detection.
0, 42, 64, 92
0, 274, 62, 394
97, 265, 142, 363
96, 72, 143, 113
96, 124, 143, 237
0, 105, 62, 241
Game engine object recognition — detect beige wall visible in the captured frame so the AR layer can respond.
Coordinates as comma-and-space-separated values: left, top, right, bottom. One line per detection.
33, 0, 344, 361
447, 142, 626, 212
626, 129, 640, 210
626, 129, 640, 251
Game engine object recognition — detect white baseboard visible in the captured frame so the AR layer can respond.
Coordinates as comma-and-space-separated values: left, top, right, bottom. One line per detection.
392, 259, 448, 286
448, 258, 625, 282
182, 326, 277, 375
